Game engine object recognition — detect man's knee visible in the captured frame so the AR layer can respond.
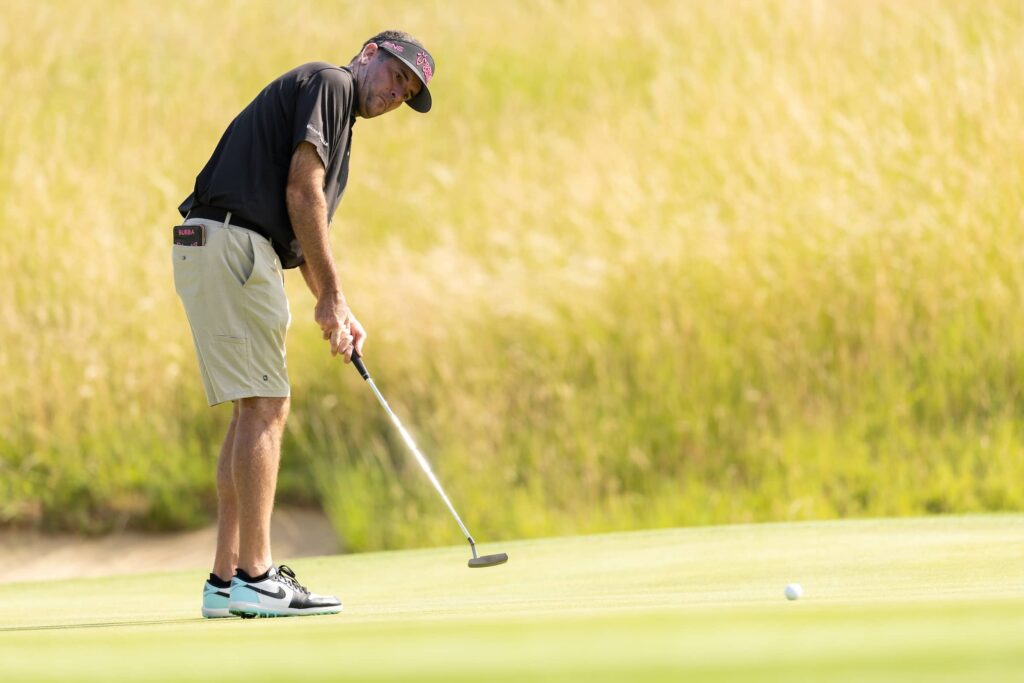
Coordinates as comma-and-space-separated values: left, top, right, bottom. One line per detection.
237, 396, 290, 430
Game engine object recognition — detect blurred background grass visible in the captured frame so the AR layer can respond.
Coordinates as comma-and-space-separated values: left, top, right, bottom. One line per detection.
0, 0, 1022, 549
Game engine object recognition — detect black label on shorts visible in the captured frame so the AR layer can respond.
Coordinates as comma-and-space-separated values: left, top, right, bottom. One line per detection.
173, 224, 205, 246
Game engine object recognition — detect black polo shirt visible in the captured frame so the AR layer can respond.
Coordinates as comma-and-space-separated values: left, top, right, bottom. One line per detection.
178, 62, 357, 269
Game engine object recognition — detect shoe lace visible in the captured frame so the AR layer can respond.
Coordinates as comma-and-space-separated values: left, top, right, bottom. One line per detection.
276, 565, 309, 595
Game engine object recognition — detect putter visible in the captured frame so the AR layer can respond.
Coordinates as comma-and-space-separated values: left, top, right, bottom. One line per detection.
351, 351, 508, 569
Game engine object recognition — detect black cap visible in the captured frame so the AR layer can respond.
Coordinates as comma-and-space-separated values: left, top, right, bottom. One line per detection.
376, 39, 435, 113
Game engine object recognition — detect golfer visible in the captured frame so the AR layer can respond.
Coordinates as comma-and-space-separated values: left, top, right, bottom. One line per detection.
172, 30, 435, 618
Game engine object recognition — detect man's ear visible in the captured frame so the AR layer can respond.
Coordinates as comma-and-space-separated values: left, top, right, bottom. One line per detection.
359, 42, 378, 64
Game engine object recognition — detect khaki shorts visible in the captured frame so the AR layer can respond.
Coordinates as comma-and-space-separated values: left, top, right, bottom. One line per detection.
173, 215, 291, 406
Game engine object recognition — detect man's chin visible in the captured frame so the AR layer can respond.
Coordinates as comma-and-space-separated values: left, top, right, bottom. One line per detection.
359, 96, 389, 119
369, 95, 392, 118
358, 97, 377, 119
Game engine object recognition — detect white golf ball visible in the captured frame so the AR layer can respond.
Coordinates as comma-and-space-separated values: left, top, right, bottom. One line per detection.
784, 583, 804, 600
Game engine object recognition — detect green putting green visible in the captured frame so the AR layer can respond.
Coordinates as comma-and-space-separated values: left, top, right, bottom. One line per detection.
1, 515, 1021, 681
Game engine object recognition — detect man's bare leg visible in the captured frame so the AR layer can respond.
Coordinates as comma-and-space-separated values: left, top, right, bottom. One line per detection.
211, 401, 241, 582
225, 392, 341, 617
233, 396, 290, 577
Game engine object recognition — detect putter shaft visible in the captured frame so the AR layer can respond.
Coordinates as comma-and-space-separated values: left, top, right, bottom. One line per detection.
353, 355, 478, 558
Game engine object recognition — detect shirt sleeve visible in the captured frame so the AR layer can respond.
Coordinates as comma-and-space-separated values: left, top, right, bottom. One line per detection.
292, 69, 351, 169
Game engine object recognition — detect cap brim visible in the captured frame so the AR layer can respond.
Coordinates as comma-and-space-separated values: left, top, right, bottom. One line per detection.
406, 87, 431, 113
377, 45, 432, 113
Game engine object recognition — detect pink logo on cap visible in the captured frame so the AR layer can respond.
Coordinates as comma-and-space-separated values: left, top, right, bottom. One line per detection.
381, 40, 405, 53
416, 52, 433, 83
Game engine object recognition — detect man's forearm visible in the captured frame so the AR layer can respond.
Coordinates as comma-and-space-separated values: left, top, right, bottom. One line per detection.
286, 185, 341, 300
299, 261, 320, 298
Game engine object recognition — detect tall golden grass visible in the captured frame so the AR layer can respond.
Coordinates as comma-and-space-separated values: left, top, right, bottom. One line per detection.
1, 0, 1022, 548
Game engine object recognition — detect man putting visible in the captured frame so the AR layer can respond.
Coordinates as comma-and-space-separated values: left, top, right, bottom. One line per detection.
172, 30, 435, 619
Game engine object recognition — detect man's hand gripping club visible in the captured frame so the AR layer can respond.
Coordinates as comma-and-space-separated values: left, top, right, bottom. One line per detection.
316, 290, 366, 361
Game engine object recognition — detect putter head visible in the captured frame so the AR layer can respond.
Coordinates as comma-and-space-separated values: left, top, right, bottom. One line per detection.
468, 552, 508, 568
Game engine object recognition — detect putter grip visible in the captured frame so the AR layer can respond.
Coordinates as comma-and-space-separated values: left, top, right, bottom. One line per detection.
352, 351, 370, 380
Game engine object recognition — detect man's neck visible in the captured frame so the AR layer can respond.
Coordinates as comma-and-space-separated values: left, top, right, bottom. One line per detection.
347, 62, 365, 118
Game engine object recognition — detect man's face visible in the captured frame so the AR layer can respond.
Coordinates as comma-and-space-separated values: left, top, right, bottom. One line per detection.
357, 45, 422, 119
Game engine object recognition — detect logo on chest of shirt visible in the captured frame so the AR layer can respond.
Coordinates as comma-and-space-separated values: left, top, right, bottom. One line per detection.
306, 124, 327, 147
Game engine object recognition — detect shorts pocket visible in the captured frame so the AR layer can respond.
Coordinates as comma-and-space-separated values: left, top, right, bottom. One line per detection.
226, 231, 257, 287
243, 236, 279, 289
172, 244, 203, 301
206, 334, 253, 395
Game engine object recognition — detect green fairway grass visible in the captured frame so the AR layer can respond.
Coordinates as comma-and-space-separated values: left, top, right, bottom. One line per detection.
1, 515, 1021, 682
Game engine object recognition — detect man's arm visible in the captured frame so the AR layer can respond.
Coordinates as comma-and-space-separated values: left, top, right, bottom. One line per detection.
286, 141, 365, 360
298, 261, 319, 298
